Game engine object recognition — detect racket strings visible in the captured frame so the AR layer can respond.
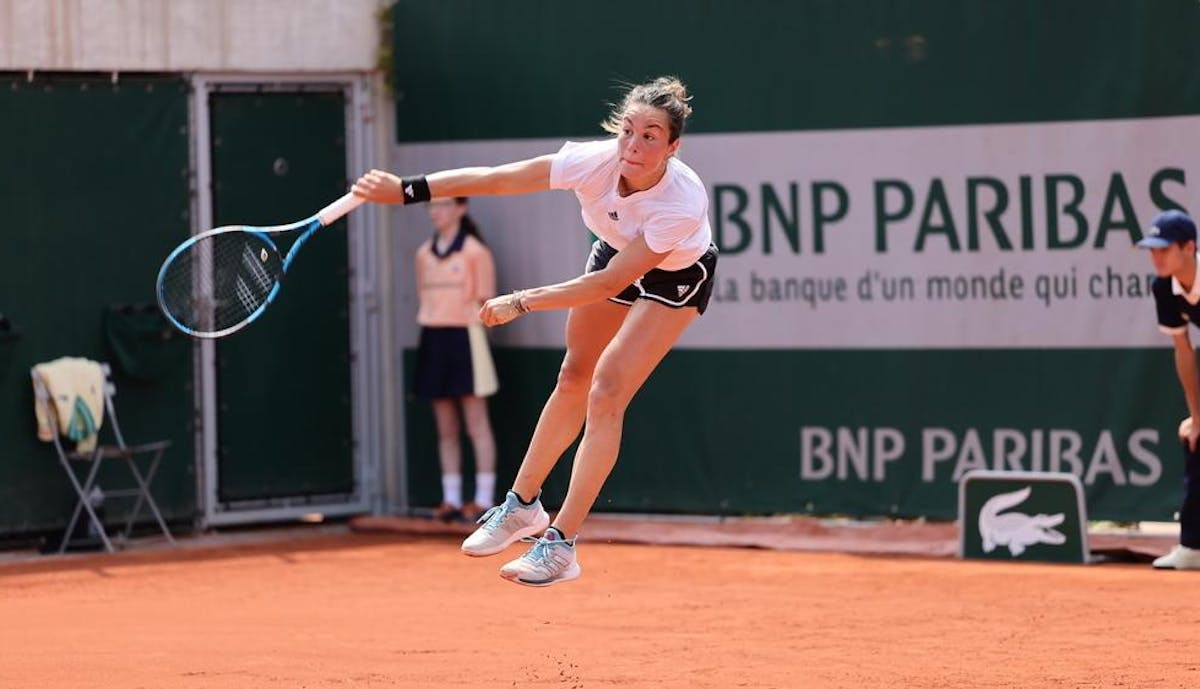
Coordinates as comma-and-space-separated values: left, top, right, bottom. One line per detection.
159, 231, 283, 336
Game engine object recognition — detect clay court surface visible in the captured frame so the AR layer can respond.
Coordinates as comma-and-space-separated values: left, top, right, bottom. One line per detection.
0, 519, 1195, 689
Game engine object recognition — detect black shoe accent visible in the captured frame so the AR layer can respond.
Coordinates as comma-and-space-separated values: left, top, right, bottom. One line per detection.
513, 489, 539, 507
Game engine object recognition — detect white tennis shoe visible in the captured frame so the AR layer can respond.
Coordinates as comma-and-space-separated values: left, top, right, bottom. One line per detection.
499, 527, 582, 587
460, 490, 549, 557
1153, 544, 1200, 570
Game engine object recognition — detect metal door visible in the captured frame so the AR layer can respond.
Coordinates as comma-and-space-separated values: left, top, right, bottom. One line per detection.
208, 89, 355, 510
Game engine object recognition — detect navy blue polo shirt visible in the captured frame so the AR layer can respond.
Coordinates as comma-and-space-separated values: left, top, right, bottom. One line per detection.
1153, 269, 1200, 335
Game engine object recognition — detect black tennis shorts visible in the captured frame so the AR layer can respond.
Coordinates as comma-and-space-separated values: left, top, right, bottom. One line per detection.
585, 240, 718, 314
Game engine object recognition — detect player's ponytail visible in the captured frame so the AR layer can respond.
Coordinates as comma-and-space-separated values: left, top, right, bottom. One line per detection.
602, 76, 693, 142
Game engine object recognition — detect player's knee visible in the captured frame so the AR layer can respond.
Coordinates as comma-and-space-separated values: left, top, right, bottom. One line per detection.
555, 358, 593, 396
586, 372, 631, 417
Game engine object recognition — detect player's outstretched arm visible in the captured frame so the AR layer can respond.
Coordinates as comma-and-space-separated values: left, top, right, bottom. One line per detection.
479, 236, 668, 327
352, 155, 554, 205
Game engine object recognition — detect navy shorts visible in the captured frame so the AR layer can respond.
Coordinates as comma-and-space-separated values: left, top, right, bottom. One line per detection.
585, 240, 718, 314
413, 325, 499, 400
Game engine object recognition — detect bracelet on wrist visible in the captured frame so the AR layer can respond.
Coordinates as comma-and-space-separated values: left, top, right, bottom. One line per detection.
512, 290, 530, 314
400, 175, 432, 204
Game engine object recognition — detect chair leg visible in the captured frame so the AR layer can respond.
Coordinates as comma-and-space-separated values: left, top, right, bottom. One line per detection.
58, 453, 114, 555
120, 449, 175, 544
121, 457, 146, 540
59, 454, 96, 551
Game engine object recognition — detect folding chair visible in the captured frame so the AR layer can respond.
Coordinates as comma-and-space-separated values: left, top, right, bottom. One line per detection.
32, 362, 176, 554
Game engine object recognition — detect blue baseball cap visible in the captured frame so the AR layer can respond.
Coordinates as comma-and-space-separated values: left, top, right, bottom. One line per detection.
1136, 209, 1196, 249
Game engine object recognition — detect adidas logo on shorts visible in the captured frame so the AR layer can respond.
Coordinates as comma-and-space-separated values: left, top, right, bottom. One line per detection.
677, 285, 688, 297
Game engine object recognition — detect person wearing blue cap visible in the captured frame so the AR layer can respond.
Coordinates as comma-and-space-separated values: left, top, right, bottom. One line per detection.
1138, 209, 1200, 570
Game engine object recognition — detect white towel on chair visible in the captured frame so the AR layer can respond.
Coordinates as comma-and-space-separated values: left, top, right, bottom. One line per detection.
33, 357, 106, 453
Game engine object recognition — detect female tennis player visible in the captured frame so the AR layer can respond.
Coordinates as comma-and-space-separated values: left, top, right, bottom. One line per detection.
352, 76, 716, 587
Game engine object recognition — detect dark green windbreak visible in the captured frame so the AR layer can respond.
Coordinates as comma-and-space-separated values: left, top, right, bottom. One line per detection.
394, 0, 1200, 142
0, 73, 194, 535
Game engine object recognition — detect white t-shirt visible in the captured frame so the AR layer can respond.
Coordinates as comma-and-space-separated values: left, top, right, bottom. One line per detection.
549, 138, 712, 271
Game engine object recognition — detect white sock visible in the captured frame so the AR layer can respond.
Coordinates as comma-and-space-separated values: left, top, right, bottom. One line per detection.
474, 472, 496, 506
441, 473, 462, 508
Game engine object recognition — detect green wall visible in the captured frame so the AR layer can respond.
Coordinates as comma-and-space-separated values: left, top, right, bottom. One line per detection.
395, 1, 1200, 521
407, 348, 1181, 522
0, 73, 195, 537
394, 0, 1200, 142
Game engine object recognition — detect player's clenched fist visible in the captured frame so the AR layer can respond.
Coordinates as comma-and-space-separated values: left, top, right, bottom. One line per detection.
352, 169, 407, 204
479, 291, 530, 327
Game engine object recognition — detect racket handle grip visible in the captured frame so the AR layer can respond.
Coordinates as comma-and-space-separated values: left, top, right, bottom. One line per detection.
317, 192, 367, 227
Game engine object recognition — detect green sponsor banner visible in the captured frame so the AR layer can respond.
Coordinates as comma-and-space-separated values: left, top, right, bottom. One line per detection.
959, 471, 1088, 564
405, 347, 1183, 522
390, 0, 1200, 523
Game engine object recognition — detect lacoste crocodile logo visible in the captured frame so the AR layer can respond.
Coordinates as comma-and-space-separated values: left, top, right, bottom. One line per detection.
978, 486, 1066, 556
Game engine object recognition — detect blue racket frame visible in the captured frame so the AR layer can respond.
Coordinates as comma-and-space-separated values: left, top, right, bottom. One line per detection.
156, 192, 364, 338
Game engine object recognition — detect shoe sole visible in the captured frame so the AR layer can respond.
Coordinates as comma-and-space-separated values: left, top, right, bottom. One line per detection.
460, 510, 550, 557
1153, 562, 1200, 570
502, 561, 583, 587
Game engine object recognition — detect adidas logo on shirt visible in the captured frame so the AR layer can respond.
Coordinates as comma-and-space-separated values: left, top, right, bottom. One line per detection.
608, 210, 619, 221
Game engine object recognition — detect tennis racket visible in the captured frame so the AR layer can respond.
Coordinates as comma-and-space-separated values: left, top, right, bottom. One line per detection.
156, 192, 364, 338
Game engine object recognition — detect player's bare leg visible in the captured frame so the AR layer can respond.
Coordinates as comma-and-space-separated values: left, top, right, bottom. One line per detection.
554, 300, 696, 536
510, 299, 628, 500
500, 300, 697, 586
462, 300, 625, 556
